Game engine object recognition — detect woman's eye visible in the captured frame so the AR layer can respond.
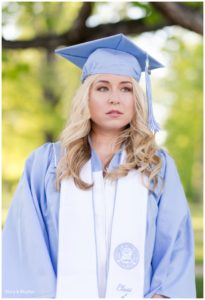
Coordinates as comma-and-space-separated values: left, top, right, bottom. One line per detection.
121, 87, 133, 92
97, 86, 108, 92
96, 86, 132, 92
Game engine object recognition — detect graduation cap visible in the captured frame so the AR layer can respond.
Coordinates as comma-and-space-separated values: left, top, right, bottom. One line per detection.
55, 33, 164, 132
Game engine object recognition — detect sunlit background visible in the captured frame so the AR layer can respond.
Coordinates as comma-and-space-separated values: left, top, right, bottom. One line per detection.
2, 2, 203, 297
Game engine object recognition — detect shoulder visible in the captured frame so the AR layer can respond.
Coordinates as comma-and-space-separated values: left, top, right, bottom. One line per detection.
26, 141, 61, 165
155, 148, 189, 211
156, 147, 178, 179
24, 142, 62, 179
153, 147, 184, 199
19, 142, 63, 203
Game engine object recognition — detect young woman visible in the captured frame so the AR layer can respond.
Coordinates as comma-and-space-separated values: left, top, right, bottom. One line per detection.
2, 34, 196, 298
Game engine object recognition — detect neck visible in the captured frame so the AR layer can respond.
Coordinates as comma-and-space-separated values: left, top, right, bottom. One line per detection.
90, 129, 121, 153
90, 128, 122, 168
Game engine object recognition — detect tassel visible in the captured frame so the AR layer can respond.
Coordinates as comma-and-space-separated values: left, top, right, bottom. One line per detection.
145, 54, 160, 132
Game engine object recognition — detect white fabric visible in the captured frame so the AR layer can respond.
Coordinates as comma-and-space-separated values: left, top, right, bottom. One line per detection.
105, 168, 148, 298
92, 172, 116, 297
56, 152, 148, 298
56, 160, 98, 298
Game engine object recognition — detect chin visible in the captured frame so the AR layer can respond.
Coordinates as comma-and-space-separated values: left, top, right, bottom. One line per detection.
103, 124, 129, 131
92, 120, 131, 132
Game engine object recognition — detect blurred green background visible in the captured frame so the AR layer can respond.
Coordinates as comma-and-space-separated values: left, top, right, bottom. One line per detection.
2, 2, 203, 297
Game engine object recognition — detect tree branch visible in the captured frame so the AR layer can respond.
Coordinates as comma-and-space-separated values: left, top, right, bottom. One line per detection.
68, 2, 93, 39
2, 19, 169, 50
83, 19, 170, 41
2, 2, 202, 50
151, 2, 203, 35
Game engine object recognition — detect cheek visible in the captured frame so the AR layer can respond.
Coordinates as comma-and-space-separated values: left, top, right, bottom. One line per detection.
89, 95, 105, 120
123, 96, 135, 115
89, 98, 101, 114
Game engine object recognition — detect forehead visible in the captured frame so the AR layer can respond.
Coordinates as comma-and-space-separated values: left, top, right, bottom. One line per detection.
93, 74, 132, 84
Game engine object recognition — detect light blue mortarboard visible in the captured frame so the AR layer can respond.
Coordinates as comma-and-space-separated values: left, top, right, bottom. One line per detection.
55, 33, 164, 132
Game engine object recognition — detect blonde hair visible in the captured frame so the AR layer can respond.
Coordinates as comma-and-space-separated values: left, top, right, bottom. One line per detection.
56, 74, 162, 192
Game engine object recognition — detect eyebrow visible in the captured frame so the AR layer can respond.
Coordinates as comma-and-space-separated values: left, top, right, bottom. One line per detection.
95, 80, 132, 84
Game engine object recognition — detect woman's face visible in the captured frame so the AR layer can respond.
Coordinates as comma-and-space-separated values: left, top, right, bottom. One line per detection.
89, 74, 135, 132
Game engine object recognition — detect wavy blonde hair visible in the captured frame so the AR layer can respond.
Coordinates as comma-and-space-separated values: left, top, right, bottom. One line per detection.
56, 74, 163, 192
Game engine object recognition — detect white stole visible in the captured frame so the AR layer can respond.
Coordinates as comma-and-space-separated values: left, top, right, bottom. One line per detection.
56, 152, 148, 298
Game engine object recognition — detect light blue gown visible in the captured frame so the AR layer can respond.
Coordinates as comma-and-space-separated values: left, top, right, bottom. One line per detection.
2, 142, 196, 298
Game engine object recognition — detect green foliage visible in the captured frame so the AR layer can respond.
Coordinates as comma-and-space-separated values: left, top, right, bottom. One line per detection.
162, 34, 203, 204
2, 2, 82, 38
3, 3, 82, 184
196, 276, 203, 298
189, 202, 203, 266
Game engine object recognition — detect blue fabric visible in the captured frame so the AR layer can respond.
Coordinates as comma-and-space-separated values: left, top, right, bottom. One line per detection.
2, 142, 196, 298
90, 147, 122, 173
145, 55, 160, 132
55, 34, 163, 73
81, 48, 142, 82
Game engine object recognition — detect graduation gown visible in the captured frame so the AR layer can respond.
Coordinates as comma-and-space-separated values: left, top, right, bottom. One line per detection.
2, 142, 196, 298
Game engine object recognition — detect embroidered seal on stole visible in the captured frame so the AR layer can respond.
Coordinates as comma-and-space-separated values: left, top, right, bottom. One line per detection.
114, 242, 139, 269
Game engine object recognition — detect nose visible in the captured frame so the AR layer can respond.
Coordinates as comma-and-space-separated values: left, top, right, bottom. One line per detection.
108, 90, 120, 105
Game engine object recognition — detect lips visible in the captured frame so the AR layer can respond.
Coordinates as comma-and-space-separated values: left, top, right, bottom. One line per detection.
106, 110, 123, 115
